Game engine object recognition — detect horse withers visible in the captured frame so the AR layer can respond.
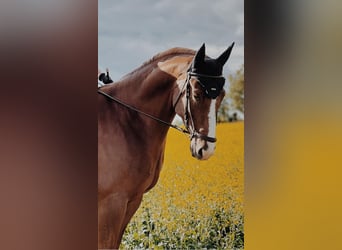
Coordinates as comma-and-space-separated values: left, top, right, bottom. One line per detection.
98, 43, 234, 249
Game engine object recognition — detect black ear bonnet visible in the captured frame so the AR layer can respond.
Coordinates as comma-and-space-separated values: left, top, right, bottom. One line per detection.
189, 71, 225, 99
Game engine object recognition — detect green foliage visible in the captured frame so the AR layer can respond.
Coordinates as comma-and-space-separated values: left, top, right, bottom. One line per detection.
217, 65, 244, 122
122, 205, 244, 250
217, 96, 230, 123
228, 65, 244, 114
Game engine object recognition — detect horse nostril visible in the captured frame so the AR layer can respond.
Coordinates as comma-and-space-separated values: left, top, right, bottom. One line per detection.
198, 148, 203, 158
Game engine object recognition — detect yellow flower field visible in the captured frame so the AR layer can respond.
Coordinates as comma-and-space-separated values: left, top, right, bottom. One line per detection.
122, 122, 244, 249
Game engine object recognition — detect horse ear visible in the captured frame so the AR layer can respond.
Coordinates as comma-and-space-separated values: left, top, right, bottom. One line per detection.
216, 42, 235, 66
194, 43, 206, 68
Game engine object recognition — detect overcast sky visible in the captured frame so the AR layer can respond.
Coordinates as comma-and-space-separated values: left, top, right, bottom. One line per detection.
99, 0, 243, 81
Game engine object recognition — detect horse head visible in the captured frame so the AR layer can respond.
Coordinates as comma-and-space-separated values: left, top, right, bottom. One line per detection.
174, 43, 234, 160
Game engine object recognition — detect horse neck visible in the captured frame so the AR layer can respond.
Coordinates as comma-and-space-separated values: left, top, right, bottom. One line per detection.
103, 54, 192, 145
106, 67, 178, 144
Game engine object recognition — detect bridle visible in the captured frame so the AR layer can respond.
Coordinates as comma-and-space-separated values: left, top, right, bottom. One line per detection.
174, 67, 225, 143
97, 65, 225, 143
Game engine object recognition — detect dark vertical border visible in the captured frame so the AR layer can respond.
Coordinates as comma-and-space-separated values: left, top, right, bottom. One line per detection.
0, 1, 98, 249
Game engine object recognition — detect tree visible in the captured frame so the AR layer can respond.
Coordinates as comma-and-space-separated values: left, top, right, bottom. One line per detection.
228, 65, 244, 114
217, 65, 244, 122
217, 96, 230, 123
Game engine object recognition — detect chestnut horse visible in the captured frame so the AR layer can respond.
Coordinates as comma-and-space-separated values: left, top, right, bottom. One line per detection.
98, 43, 234, 249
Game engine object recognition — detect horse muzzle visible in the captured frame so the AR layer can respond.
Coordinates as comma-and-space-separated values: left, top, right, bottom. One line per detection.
190, 133, 216, 160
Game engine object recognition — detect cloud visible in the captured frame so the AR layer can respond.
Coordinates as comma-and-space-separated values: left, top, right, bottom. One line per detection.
99, 0, 243, 80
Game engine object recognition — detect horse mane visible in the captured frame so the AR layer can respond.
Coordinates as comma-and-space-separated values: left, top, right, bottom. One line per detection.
142, 47, 195, 67
122, 47, 196, 79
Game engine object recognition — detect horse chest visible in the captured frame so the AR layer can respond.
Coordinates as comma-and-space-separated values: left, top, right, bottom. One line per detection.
99, 146, 164, 198
125, 150, 164, 196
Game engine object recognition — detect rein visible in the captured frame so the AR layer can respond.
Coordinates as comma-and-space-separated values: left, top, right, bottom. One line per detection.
98, 68, 223, 143
97, 89, 190, 135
